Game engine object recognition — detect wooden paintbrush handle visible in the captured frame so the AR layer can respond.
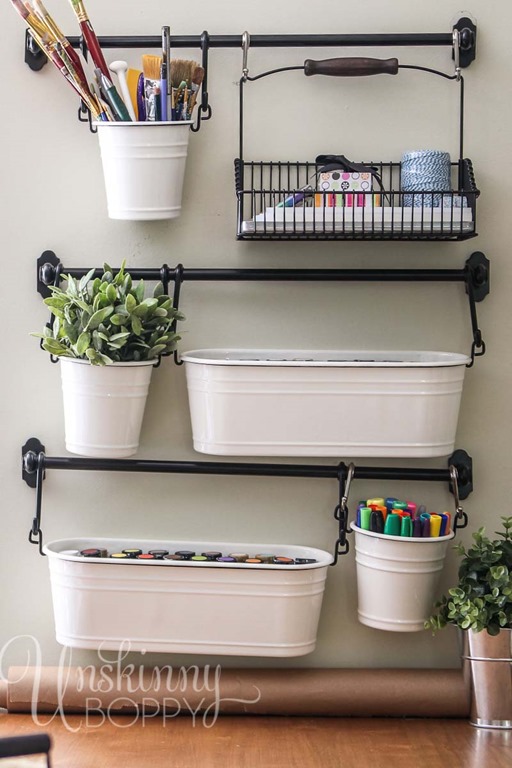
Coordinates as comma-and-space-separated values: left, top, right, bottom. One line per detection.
81, 20, 109, 78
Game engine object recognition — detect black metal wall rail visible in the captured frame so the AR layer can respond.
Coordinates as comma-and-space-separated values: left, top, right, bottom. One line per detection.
22, 438, 473, 563
25, 18, 477, 71
24, 17, 477, 131
37, 250, 490, 366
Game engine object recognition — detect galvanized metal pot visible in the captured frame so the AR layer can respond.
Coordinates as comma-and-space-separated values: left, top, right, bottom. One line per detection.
463, 628, 512, 729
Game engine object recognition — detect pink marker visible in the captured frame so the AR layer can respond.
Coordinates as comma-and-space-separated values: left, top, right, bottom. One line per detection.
406, 501, 418, 518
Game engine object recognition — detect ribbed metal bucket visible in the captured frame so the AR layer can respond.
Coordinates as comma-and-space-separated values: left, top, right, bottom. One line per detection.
463, 629, 512, 729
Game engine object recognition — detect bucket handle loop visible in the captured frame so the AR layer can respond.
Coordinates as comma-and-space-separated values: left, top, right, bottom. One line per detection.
450, 464, 468, 534
172, 263, 184, 366
332, 462, 354, 565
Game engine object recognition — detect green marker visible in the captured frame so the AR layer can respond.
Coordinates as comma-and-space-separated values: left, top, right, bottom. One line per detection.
401, 516, 413, 537
384, 513, 401, 536
360, 507, 372, 530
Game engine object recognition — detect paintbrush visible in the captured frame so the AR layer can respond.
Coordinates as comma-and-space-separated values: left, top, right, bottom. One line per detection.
169, 58, 195, 89
26, 29, 100, 117
187, 65, 205, 116
30, 0, 88, 92
67, 0, 109, 79
10, 0, 52, 41
142, 54, 162, 121
160, 27, 170, 120
95, 68, 131, 121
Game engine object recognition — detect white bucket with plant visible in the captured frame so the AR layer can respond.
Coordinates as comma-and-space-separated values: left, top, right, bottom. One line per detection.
33, 262, 184, 458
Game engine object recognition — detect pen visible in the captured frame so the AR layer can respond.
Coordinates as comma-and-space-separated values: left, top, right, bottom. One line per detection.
277, 185, 314, 208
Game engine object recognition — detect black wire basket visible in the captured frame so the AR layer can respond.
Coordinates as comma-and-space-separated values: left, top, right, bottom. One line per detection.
235, 157, 478, 241
235, 52, 480, 242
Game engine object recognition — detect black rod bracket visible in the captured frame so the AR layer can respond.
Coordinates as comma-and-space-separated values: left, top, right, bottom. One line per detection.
465, 251, 489, 303
453, 16, 477, 70
24, 28, 47, 71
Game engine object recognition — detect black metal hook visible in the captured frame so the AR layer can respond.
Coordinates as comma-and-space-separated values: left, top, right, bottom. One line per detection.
172, 263, 184, 365
191, 30, 212, 133
27, 452, 46, 556
464, 252, 489, 367
332, 462, 351, 565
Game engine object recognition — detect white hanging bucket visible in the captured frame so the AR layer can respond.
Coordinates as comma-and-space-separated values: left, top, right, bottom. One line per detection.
351, 522, 455, 632
95, 121, 192, 220
60, 358, 155, 458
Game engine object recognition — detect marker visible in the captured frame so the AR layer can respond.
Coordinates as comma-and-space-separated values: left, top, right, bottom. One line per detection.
420, 513, 431, 538
392, 501, 408, 511
406, 502, 417, 518
440, 512, 451, 535
294, 558, 318, 564
430, 514, 442, 538
164, 554, 184, 561
367, 498, 385, 508
123, 548, 142, 558
273, 557, 295, 565
383, 513, 401, 536
255, 554, 275, 563
401, 516, 412, 537
229, 553, 249, 562
137, 553, 156, 560
80, 548, 103, 557
202, 551, 223, 560
148, 549, 169, 559
245, 558, 263, 564
175, 550, 195, 560
385, 497, 398, 510
370, 509, 385, 534
360, 507, 372, 530
110, 552, 130, 559
191, 555, 208, 562
412, 518, 422, 537
217, 556, 236, 563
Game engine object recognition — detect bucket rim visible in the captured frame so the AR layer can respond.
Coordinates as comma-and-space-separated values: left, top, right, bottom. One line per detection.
93, 120, 193, 127
59, 357, 158, 368
180, 348, 471, 368
43, 537, 334, 569
351, 521, 455, 543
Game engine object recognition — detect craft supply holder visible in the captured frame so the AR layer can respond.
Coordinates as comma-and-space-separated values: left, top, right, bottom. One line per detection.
235, 52, 478, 241
24, 20, 479, 238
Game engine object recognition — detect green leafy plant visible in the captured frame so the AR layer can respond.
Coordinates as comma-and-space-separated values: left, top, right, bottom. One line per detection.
32, 262, 184, 365
427, 516, 512, 636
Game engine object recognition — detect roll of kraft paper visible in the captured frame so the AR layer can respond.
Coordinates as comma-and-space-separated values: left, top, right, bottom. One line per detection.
0, 667, 469, 718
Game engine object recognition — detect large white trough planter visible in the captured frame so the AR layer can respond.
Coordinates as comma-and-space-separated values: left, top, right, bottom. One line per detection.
44, 538, 333, 657
181, 349, 470, 457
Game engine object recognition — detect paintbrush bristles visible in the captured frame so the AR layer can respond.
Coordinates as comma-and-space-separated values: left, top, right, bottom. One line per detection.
170, 58, 196, 88
142, 54, 162, 81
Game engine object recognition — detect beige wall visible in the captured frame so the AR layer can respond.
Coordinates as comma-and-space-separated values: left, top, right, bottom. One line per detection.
0, 1, 509, 671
